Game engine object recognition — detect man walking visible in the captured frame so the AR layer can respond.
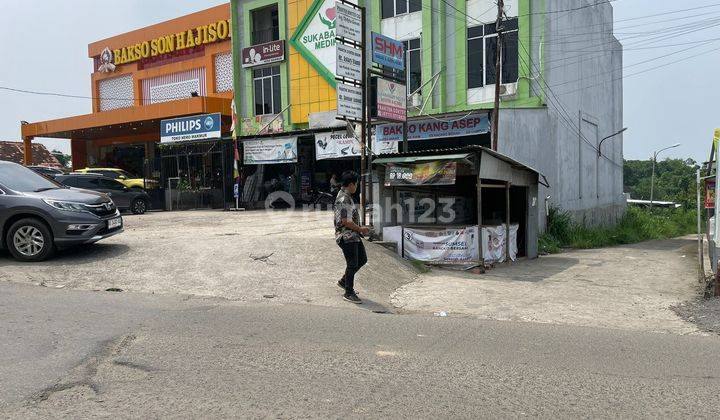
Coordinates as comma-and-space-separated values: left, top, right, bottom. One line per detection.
334, 171, 369, 304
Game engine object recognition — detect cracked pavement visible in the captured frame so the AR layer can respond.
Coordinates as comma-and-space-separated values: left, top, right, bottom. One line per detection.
2, 281, 720, 418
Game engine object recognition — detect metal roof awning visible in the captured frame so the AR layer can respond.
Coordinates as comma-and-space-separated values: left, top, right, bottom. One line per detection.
372, 153, 472, 164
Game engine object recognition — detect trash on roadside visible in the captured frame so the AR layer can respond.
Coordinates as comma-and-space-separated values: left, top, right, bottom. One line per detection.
105, 287, 123, 292
263, 294, 276, 299
433, 311, 448, 317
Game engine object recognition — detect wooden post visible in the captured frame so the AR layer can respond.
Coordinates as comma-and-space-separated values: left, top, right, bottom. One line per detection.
505, 181, 511, 263
23, 137, 33, 165
477, 175, 484, 268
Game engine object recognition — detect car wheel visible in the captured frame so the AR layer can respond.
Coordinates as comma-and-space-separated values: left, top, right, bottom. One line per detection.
6, 218, 55, 262
131, 198, 148, 215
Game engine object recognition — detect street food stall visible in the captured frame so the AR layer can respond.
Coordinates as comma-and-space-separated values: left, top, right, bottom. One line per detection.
372, 145, 548, 267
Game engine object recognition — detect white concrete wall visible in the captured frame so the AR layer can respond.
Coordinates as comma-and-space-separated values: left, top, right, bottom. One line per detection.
499, 0, 625, 228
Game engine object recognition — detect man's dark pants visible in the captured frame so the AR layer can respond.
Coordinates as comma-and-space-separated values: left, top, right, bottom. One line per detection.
339, 240, 368, 293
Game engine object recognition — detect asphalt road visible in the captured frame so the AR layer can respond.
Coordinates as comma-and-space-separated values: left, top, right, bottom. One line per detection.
2, 281, 720, 418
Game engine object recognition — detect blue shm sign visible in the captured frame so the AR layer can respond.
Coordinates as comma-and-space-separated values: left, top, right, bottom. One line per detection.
371, 32, 405, 71
161, 113, 222, 143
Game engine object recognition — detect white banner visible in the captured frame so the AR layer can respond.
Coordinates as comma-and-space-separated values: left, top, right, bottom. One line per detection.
402, 226, 480, 264
372, 137, 399, 155
243, 137, 298, 165
315, 131, 361, 160
482, 224, 519, 263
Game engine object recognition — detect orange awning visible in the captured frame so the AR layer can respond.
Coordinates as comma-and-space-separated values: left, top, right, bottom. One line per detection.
21, 96, 232, 140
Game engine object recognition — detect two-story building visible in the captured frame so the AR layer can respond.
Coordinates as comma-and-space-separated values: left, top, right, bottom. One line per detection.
230, 0, 625, 227
21, 4, 235, 209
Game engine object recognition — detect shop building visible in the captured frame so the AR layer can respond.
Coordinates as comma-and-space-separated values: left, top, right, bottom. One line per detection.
21, 4, 235, 209
230, 0, 625, 228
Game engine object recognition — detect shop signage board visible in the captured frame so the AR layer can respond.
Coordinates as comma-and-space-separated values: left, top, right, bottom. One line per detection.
315, 131, 361, 160
336, 43, 362, 80
243, 137, 298, 164
337, 83, 363, 120
109, 19, 231, 68
385, 161, 457, 186
336, 2, 362, 43
160, 113, 221, 143
242, 40, 285, 68
289, 0, 349, 86
376, 113, 490, 142
375, 77, 407, 122
371, 32, 405, 71
402, 226, 480, 264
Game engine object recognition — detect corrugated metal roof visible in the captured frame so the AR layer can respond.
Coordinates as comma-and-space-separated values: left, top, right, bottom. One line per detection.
371, 145, 549, 187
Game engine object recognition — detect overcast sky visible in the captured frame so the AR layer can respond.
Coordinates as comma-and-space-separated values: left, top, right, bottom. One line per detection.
0, 0, 716, 162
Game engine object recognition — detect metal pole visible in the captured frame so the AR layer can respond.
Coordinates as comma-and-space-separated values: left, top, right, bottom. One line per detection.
359, 5, 367, 226
491, 0, 504, 151
697, 169, 705, 280
650, 153, 656, 208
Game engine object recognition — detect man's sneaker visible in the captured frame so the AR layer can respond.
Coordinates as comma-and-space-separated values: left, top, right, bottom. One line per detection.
337, 279, 345, 290
343, 293, 362, 304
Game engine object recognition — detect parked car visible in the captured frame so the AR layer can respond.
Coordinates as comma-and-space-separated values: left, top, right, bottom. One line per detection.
28, 166, 65, 179
74, 167, 155, 189
0, 160, 123, 262
56, 173, 151, 215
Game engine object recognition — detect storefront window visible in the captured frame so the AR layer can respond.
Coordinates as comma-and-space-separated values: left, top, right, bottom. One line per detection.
468, 18, 519, 88
253, 66, 281, 116
252, 4, 279, 44
403, 38, 422, 95
382, 0, 422, 19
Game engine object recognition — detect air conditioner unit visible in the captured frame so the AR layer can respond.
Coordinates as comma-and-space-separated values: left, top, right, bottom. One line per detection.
500, 83, 518, 97
410, 92, 423, 107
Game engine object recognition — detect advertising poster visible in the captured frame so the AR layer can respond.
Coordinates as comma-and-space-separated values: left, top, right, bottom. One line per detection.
243, 137, 298, 164
402, 226, 480, 264
385, 161, 457, 186
706, 179, 715, 209
315, 131, 361, 160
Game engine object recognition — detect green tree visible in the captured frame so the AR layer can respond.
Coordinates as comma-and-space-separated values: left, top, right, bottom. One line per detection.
623, 158, 699, 208
51, 150, 71, 168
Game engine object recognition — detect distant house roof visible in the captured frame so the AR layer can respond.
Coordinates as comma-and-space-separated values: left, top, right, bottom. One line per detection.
0, 141, 62, 168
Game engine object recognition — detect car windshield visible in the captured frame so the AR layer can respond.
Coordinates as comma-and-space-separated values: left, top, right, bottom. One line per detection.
0, 162, 62, 192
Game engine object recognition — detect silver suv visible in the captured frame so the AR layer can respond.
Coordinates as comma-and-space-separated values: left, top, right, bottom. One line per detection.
0, 161, 124, 262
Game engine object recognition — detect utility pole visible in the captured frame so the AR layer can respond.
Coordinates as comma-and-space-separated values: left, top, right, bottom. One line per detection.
491, 0, 504, 151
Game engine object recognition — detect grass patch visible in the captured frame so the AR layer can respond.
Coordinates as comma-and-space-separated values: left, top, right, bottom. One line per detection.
539, 206, 698, 254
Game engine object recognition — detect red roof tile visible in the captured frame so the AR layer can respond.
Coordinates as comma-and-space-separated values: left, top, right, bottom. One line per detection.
0, 141, 63, 168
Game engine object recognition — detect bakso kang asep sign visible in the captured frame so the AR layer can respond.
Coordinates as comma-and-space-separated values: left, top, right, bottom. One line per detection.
161, 113, 222, 143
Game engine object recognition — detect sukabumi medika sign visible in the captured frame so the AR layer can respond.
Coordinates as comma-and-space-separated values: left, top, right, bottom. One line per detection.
111, 19, 231, 67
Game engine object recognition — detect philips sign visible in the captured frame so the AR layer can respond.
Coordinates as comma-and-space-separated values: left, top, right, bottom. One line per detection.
160, 113, 222, 143
371, 32, 404, 71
